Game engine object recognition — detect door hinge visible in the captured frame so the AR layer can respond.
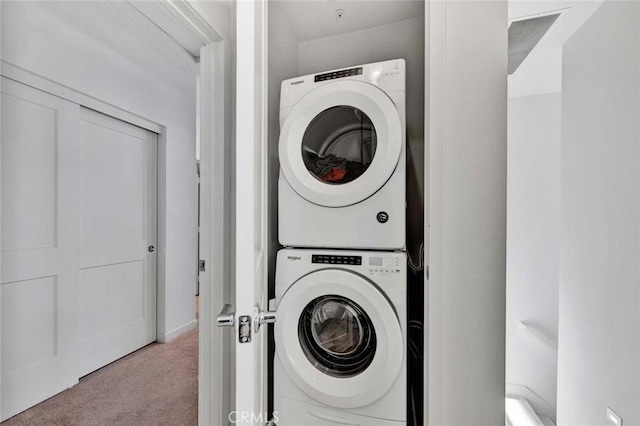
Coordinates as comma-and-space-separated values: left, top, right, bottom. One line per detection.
199, 259, 206, 272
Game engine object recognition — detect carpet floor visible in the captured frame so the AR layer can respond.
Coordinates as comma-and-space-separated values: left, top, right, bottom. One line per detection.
2, 328, 198, 426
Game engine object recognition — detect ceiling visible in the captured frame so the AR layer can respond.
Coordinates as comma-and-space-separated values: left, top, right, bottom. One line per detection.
276, 0, 599, 49
509, 0, 604, 51
508, 0, 604, 95
509, 13, 561, 74
129, 0, 221, 58
276, 0, 424, 42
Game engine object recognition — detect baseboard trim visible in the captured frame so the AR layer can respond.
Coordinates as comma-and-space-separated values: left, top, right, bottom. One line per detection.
159, 319, 198, 343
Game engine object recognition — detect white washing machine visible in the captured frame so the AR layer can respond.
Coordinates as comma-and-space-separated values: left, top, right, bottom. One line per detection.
273, 248, 406, 425
278, 59, 406, 250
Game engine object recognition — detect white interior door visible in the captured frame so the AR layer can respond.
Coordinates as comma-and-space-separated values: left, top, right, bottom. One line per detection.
77, 107, 157, 377
233, 0, 270, 424
1, 78, 80, 421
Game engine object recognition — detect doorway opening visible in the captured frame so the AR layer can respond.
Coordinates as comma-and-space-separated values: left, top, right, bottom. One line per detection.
505, 1, 603, 424
265, 3, 425, 425
0, 1, 217, 423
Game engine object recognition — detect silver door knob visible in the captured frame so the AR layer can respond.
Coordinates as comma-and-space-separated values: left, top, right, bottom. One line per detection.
253, 306, 277, 333
216, 303, 235, 327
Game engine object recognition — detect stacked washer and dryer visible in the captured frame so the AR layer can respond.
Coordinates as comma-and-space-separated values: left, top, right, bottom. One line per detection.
274, 59, 408, 425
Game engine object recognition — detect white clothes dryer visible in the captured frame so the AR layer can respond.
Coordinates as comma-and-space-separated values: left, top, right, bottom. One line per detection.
278, 59, 406, 250
273, 248, 406, 426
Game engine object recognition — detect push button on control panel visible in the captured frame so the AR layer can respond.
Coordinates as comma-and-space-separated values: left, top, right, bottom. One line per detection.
368, 256, 402, 275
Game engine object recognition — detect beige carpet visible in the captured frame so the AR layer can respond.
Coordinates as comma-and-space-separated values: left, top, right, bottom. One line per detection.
2, 328, 198, 426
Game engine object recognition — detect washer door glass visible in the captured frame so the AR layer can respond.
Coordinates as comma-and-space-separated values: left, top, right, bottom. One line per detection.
299, 295, 376, 377
301, 106, 377, 185
275, 268, 404, 409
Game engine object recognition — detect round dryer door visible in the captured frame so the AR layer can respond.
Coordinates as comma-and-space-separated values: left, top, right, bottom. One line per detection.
279, 80, 403, 207
275, 269, 403, 409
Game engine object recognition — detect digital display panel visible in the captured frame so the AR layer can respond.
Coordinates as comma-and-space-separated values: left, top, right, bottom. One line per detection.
314, 67, 363, 82
312, 255, 362, 265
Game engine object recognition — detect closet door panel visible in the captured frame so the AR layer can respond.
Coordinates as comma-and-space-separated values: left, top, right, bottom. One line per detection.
1, 77, 81, 421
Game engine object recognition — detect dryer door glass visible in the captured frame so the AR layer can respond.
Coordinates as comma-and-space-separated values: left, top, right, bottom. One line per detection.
298, 295, 376, 378
301, 106, 377, 185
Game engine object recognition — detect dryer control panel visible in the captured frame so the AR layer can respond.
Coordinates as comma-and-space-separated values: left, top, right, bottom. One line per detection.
314, 67, 363, 82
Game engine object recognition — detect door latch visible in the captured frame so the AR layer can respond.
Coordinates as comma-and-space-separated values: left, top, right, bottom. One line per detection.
216, 304, 276, 344
238, 315, 252, 343
199, 260, 206, 272
148, 245, 155, 253
217, 304, 251, 344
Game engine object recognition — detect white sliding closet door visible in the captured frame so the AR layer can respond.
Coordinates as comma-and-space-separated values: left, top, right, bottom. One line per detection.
1, 78, 81, 421
77, 108, 157, 377
1, 78, 158, 420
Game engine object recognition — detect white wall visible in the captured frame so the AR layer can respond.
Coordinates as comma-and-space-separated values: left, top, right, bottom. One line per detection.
506, 7, 563, 419
297, 16, 425, 258
506, 93, 561, 418
427, 1, 507, 424
0, 2, 3, 417
558, 1, 640, 424
1, 1, 198, 340
267, 2, 299, 285
506, 4, 565, 418
265, 8, 299, 412
508, 48, 562, 98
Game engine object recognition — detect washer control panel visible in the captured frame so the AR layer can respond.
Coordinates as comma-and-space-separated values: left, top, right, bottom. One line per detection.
312, 254, 362, 265
367, 255, 402, 275
309, 253, 403, 276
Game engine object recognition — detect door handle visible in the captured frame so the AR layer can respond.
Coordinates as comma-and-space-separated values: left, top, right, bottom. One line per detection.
253, 306, 277, 333
216, 303, 235, 328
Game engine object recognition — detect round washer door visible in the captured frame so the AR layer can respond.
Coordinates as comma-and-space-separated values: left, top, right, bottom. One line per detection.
275, 269, 403, 409
279, 80, 402, 207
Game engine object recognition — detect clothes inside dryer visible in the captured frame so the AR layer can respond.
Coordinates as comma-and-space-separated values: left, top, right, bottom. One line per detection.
301, 106, 377, 184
